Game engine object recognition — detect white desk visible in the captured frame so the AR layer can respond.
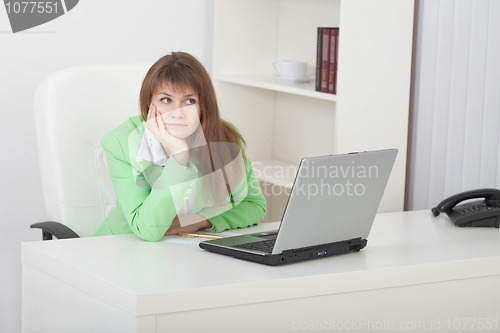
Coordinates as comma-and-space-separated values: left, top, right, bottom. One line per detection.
22, 210, 500, 332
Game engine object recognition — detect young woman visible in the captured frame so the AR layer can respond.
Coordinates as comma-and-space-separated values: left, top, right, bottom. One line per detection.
93, 52, 266, 241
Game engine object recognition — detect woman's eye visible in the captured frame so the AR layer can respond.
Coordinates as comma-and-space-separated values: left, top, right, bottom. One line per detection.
161, 97, 172, 104
185, 98, 196, 105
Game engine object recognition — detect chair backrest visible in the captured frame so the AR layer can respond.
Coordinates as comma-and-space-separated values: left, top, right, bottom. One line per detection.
35, 64, 150, 237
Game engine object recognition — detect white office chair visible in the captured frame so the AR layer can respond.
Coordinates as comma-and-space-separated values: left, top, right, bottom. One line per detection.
32, 64, 150, 239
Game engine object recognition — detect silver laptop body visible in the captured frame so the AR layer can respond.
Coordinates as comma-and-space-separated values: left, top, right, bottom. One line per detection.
199, 149, 398, 265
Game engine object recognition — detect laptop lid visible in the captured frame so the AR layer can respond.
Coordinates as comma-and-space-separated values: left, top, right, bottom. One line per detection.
271, 149, 397, 254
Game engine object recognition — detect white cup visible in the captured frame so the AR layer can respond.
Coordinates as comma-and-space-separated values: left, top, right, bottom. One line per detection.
273, 60, 307, 79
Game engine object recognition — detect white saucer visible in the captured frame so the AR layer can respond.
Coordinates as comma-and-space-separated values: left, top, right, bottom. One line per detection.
271, 75, 314, 83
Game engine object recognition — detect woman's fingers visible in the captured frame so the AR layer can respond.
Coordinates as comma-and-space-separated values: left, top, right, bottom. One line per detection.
146, 104, 154, 125
152, 104, 159, 126
155, 109, 170, 137
145, 104, 156, 134
146, 104, 162, 134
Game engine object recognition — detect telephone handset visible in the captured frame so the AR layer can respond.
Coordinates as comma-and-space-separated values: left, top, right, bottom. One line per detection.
432, 188, 500, 228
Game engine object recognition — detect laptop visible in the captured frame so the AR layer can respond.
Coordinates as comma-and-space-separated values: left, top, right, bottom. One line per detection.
199, 149, 398, 265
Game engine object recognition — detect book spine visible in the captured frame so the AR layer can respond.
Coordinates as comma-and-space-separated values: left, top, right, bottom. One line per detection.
333, 29, 339, 95
315, 27, 323, 92
328, 28, 337, 94
321, 28, 331, 93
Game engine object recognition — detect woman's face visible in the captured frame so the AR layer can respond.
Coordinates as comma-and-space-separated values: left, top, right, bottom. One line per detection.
150, 84, 201, 139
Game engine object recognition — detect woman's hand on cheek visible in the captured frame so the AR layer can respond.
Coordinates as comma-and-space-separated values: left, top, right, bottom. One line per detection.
145, 104, 189, 164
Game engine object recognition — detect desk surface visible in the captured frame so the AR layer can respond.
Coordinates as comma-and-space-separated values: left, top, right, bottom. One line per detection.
22, 210, 500, 317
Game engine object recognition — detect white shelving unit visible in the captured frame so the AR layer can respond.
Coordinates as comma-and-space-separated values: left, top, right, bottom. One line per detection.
212, 0, 415, 220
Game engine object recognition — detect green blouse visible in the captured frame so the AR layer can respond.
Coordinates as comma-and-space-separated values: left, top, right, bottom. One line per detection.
93, 115, 266, 242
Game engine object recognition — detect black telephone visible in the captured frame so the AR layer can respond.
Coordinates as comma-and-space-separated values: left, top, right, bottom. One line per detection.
431, 188, 500, 228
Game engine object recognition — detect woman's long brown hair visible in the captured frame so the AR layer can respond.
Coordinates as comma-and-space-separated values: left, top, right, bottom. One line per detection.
139, 52, 247, 205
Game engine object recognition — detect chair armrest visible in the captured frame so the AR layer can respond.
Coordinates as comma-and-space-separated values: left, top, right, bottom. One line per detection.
31, 221, 80, 240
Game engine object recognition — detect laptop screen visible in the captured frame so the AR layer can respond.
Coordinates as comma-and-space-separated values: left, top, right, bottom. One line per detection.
272, 149, 398, 254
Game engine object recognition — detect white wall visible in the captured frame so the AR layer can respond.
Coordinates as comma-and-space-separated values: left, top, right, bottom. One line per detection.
0, 1, 214, 331
407, 0, 500, 210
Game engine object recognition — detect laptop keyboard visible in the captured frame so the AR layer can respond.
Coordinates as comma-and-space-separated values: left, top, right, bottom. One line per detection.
237, 239, 276, 253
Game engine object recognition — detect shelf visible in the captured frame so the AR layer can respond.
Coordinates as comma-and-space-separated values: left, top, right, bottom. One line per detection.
213, 0, 415, 212
216, 74, 337, 102
252, 158, 299, 190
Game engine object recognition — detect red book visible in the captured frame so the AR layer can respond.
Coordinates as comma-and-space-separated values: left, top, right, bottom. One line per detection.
333, 29, 339, 94
321, 28, 331, 93
328, 28, 339, 94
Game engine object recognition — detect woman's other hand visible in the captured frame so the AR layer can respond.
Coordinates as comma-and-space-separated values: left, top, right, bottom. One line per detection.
164, 214, 212, 236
